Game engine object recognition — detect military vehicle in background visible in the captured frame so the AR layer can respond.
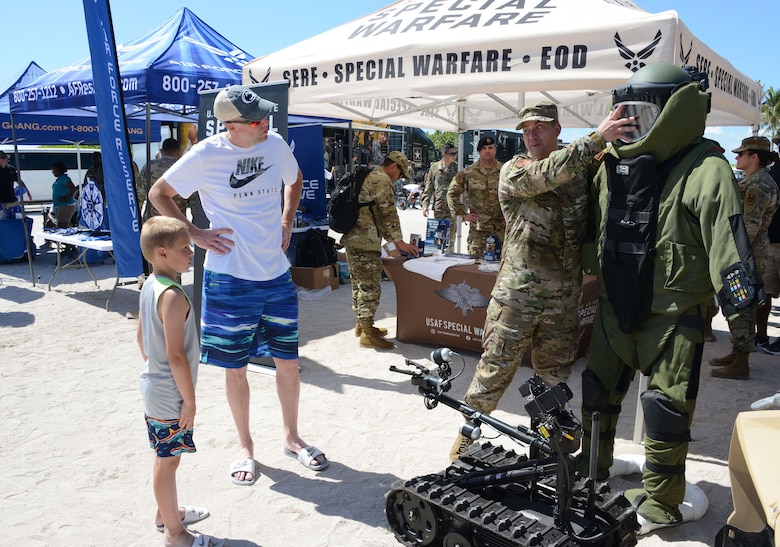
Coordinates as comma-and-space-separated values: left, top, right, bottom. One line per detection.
322, 124, 437, 190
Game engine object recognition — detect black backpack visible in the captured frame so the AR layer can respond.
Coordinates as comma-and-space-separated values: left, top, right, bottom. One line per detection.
328, 167, 373, 233
296, 228, 337, 268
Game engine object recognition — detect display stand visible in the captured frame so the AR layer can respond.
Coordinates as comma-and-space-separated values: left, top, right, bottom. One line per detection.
382, 257, 598, 356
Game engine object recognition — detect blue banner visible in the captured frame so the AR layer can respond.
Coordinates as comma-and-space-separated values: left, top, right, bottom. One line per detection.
289, 125, 327, 218
83, 0, 142, 277
0, 113, 159, 145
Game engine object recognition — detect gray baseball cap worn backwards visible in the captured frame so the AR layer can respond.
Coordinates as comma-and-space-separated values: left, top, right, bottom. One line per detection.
516, 102, 559, 129
214, 85, 276, 122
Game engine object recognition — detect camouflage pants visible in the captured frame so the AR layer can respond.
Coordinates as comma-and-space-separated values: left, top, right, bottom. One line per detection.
727, 307, 757, 352
345, 247, 383, 326
432, 205, 457, 254
464, 296, 579, 413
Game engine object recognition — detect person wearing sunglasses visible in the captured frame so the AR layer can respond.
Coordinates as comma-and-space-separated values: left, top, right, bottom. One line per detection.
421, 143, 459, 252
150, 85, 329, 487
340, 150, 421, 349
711, 136, 779, 368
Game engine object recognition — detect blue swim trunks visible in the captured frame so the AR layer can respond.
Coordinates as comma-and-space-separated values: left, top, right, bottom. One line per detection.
146, 415, 196, 458
200, 269, 299, 368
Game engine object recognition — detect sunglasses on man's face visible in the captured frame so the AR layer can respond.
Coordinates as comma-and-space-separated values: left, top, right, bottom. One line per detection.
225, 119, 263, 127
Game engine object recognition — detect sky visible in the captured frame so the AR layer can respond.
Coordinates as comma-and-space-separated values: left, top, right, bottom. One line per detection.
2, 0, 779, 156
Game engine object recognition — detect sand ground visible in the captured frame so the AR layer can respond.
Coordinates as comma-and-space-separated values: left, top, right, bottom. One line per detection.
1, 208, 778, 546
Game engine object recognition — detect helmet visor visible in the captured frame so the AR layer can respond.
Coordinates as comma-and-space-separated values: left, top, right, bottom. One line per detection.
613, 101, 661, 143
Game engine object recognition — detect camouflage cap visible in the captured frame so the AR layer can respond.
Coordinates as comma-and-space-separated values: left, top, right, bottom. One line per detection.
386, 150, 411, 179
516, 102, 559, 129
732, 136, 771, 154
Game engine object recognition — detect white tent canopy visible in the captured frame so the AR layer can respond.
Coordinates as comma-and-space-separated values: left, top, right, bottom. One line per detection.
244, 0, 761, 131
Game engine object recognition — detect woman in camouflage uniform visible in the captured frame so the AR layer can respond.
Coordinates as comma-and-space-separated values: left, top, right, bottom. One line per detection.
710, 136, 779, 378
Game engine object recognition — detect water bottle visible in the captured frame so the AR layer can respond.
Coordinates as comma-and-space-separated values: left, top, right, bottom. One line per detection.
483, 234, 496, 262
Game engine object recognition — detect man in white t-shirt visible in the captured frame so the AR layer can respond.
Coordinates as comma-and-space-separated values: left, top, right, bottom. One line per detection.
150, 85, 328, 486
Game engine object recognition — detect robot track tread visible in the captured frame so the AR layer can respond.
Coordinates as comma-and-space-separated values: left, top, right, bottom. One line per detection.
385, 442, 638, 547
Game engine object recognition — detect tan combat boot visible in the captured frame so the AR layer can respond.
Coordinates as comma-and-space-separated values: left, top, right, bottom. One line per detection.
359, 326, 394, 349
354, 323, 388, 337
709, 346, 736, 367
711, 351, 749, 380
449, 433, 474, 462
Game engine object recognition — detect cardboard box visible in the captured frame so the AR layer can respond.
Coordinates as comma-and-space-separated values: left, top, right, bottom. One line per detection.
382, 241, 401, 257
290, 265, 339, 291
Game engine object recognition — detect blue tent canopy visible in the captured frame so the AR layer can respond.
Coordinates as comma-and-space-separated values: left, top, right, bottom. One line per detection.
9, 8, 252, 115
0, 61, 45, 113
1, 62, 160, 144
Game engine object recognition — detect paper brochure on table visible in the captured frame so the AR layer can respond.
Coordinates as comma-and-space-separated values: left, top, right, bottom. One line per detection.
402, 255, 476, 282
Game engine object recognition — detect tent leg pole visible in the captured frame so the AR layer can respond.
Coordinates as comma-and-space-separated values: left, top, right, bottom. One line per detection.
10, 112, 36, 286
632, 373, 648, 444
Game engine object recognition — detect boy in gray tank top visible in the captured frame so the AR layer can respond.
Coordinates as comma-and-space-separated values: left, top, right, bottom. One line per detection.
138, 216, 222, 547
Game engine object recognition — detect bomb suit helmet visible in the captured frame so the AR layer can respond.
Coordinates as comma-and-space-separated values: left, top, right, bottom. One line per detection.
611, 64, 709, 143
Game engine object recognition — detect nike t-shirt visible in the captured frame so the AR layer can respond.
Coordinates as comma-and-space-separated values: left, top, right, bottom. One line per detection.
162, 131, 299, 281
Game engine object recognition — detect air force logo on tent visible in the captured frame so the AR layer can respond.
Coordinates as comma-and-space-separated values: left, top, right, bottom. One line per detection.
244, 0, 760, 131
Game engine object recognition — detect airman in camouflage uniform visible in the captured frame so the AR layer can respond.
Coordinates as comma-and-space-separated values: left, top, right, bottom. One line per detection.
137, 138, 187, 218
755, 138, 780, 353
422, 143, 459, 252
341, 151, 419, 349
711, 136, 779, 378
447, 136, 503, 256
451, 102, 632, 461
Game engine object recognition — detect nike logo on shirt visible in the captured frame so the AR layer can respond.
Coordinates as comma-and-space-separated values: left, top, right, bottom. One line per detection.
229, 156, 272, 188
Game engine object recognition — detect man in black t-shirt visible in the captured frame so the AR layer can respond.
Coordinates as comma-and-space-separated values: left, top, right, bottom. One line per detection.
0, 151, 21, 219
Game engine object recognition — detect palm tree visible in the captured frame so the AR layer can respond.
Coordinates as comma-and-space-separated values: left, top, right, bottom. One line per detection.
762, 86, 780, 140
